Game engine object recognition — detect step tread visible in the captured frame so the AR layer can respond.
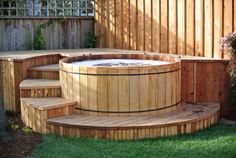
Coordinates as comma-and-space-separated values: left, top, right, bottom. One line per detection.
20, 79, 60, 89
47, 102, 220, 128
29, 64, 59, 72
21, 97, 77, 110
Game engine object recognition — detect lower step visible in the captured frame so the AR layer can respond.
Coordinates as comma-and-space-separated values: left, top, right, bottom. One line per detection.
46, 102, 220, 140
21, 97, 77, 133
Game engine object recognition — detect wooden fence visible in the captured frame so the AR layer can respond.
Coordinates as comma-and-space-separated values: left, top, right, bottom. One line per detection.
94, 0, 236, 59
0, 17, 94, 51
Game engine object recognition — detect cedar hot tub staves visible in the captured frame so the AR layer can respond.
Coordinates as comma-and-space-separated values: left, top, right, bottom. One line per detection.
59, 53, 181, 117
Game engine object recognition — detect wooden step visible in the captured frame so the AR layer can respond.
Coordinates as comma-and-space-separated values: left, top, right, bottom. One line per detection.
20, 79, 61, 98
46, 102, 220, 140
27, 64, 59, 79
21, 97, 77, 133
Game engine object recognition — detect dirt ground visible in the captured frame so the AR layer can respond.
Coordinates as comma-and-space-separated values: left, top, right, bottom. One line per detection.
0, 114, 42, 158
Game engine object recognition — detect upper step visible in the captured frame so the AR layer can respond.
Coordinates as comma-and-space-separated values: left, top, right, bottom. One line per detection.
20, 79, 61, 98
20, 79, 60, 89
29, 64, 59, 72
27, 64, 59, 80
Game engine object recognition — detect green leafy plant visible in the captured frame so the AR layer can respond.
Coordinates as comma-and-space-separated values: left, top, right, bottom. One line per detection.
10, 124, 19, 130
33, 27, 45, 50
22, 127, 33, 134
221, 31, 236, 105
33, 19, 65, 50
86, 28, 97, 48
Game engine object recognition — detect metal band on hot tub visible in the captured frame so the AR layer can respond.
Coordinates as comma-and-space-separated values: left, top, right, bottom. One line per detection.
76, 101, 181, 113
60, 68, 181, 76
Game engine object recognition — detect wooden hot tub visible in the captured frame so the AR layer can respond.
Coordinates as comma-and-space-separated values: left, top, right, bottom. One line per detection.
59, 54, 181, 116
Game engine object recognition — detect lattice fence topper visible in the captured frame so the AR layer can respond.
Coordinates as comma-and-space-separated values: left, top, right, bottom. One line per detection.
0, 0, 94, 17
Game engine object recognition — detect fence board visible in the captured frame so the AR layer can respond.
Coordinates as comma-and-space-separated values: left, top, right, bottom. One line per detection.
152, 0, 160, 52
235, 0, 236, 31
145, 0, 152, 51
168, 0, 177, 54
177, 0, 186, 55
130, 0, 137, 50
213, 0, 223, 58
204, 0, 214, 58
186, 0, 195, 56
123, 0, 130, 49
115, 0, 123, 49
108, 0, 115, 48
195, 0, 204, 57
137, 0, 144, 51
223, 0, 234, 58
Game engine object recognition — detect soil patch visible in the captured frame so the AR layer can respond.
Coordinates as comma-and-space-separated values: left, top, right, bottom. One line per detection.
0, 114, 42, 158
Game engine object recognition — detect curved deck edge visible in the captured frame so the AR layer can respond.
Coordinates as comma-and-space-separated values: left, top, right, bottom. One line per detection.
44, 103, 220, 140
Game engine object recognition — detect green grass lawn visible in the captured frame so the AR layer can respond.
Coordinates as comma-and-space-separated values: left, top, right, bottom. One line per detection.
27, 123, 236, 158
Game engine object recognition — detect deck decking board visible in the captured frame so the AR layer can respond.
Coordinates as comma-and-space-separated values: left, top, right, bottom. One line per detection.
27, 70, 59, 80
19, 79, 61, 98
28, 64, 59, 72
47, 103, 219, 129
20, 79, 60, 89
21, 97, 77, 110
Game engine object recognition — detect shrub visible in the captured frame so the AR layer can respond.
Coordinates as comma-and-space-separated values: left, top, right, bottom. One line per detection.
86, 28, 97, 48
221, 31, 236, 105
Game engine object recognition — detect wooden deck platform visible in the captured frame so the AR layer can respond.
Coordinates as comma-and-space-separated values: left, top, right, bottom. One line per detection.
0, 49, 230, 117
48, 103, 219, 128
20, 95, 220, 140
46, 102, 220, 140
0, 48, 229, 140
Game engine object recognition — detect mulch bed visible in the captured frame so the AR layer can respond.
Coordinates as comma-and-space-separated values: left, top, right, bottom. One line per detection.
0, 115, 42, 158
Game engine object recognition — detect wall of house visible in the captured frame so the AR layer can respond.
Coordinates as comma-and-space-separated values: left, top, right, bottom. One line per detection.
94, 0, 236, 59
0, 18, 94, 51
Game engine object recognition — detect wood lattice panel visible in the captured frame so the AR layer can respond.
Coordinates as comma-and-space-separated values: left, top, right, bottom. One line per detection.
0, 0, 94, 17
